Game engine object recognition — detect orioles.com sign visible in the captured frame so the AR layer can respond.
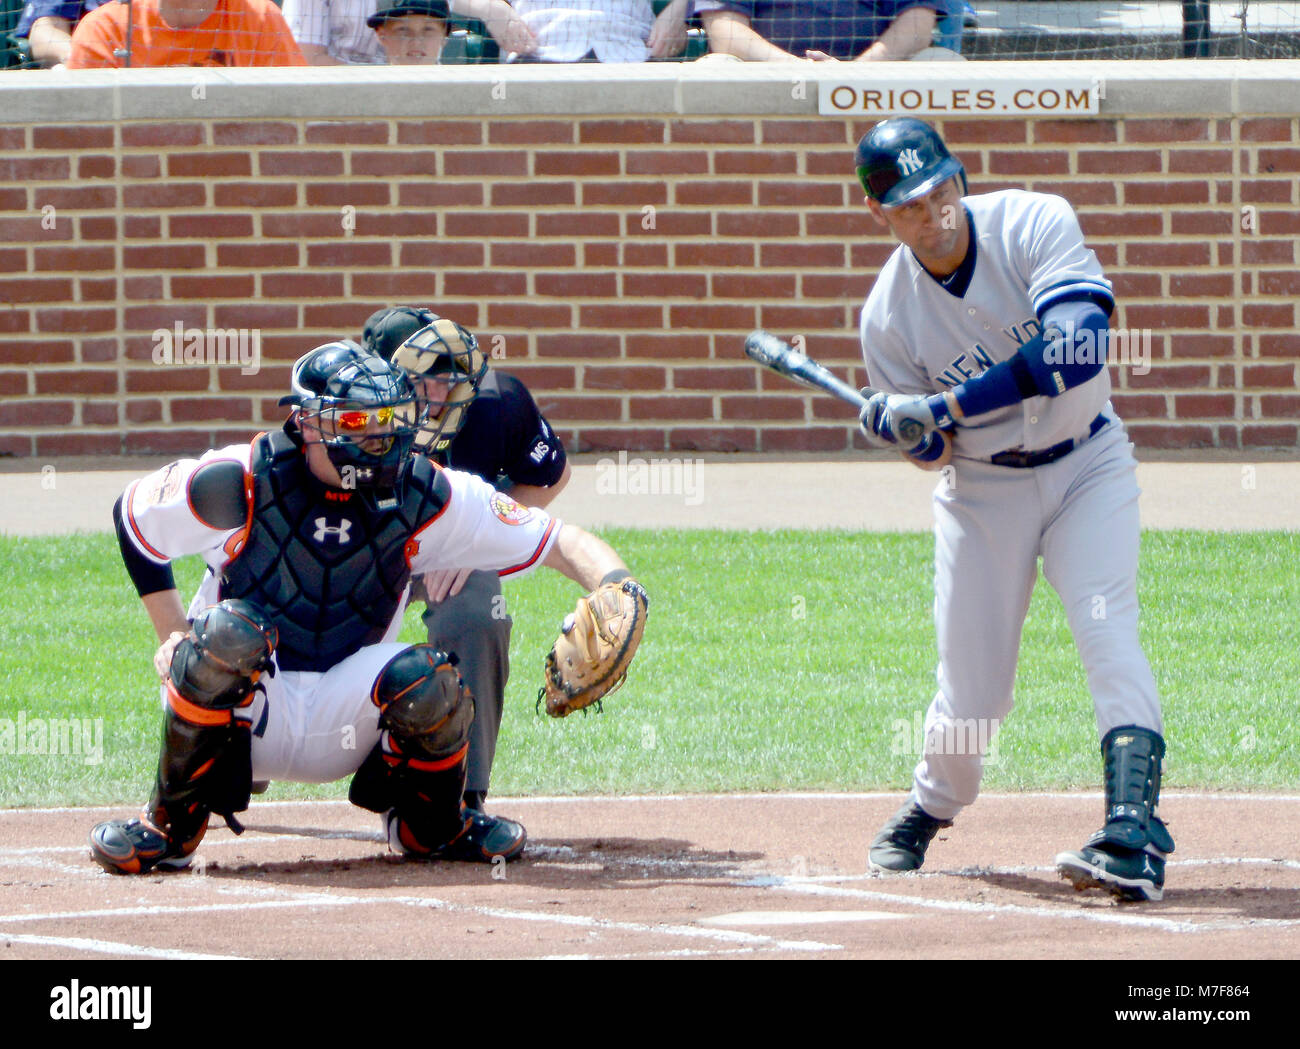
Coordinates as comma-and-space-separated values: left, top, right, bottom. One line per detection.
819, 79, 1101, 116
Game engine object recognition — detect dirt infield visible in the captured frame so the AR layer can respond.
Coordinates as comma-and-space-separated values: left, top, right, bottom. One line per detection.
2, 792, 1297, 960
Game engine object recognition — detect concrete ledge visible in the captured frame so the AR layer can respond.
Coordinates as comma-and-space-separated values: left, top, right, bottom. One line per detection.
8, 59, 1300, 121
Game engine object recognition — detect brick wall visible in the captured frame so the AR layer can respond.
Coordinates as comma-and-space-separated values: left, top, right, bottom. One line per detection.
2, 105, 1298, 458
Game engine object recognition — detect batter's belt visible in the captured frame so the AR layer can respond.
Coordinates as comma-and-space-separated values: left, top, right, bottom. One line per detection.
989, 413, 1109, 469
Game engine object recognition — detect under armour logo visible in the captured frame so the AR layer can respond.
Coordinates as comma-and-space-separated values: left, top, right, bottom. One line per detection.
897, 148, 924, 177
313, 517, 352, 544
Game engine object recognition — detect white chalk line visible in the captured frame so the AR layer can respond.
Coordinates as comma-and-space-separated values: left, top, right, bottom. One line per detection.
6, 789, 1300, 817
0, 932, 246, 961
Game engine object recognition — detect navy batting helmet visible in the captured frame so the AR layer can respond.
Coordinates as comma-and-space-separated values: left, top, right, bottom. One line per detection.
854, 118, 967, 207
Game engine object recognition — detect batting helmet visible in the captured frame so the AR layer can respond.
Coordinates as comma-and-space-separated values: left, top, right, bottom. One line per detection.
281, 340, 424, 493
854, 118, 967, 207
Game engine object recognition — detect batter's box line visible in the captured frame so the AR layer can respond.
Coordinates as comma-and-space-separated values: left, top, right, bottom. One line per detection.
780, 856, 1300, 883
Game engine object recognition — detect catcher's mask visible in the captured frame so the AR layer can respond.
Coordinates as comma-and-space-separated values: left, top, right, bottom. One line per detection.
389, 318, 488, 455
279, 340, 425, 497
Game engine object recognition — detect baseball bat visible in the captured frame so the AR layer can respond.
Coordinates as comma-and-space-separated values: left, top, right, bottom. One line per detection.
742, 330, 928, 445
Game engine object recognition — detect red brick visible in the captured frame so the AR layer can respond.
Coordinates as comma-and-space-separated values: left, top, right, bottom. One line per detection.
1125, 119, 1209, 143
806, 152, 859, 177
627, 396, 715, 422
668, 427, 758, 453
759, 243, 843, 268
532, 332, 617, 356
1240, 180, 1294, 204
1034, 120, 1118, 144
171, 397, 254, 422
261, 273, 345, 299
126, 400, 163, 423
0, 313, 32, 334
1240, 118, 1294, 142
1174, 392, 1235, 416
488, 121, 569, 145
1076, 150, 1161, 175
1242, 424, 1298, 448
445, 212, 530, 238
170, 275, 256, 300
170, 213, 255, 239
1257, 148, 1300, 174
1170, 211, 1233, 235
1108, 394, 1168, 420
676, 243, 755, 267
989, 151, 1070, 176
32, 246, 116, 272
1169, 274, 1234, 297
443, 271, 527, 297
351, 272, 439, 298
714, 151, 798, 176
626, 150, 710, 175
534, 151, 621, 177
1242, 304, 1294, 328
674, 367, 756, 391
305, 182, 391, 207
217, 243, 300, 268
0, 188, 26, 211
305, 242, 392, 268
1029, 181, 1117, 206
441, 151, 528, 176
668, 305, 757, 331
0, 128, 25, 150
78, 277, 117, 302
492, 182, 579, 207
1241, 364, 1297, 388
490, 243, 575, 268
760, 304, 847, 330
212, 122, 297, 145
761, 427, 851, 453
3, 278, 73, 303
122, 183, 206, 209
398, 121, 484, 145
167, 152, 252, 178
260, 213, 349, 238
760, 120, 848, 145
717, 212, 799, 237
0, 216, 65, 241
572, 429, 666, 454
123, 430, 213, 456
624, 334, 710, 359
540, 396, 623, 421
802, 274, 867, 299
0, 157, 70, 180
1259, 394, 1300, 416
757, 181, 846, 208
669, 120, 755, 144
80, 338, 118, 363
217, 365, 293, 392
121, 155, 162, 178
619, 244, 665, 267
536, 273, 617, 298
1257, 210, 1300, 234
1168, 149, 1233, 174
305, 121, 389, 145
302, 304, 372, 329
34, 369, 117, 394
0, 400, 72, 426
579, 305, 663, 329
1124, 182, 1210, 206
78, 216, 118, 241
583, 182, 667, 206
936, 119, 1027, 143
398, 183, 484, 207
629, 211, 712, 237
579, 120, 666, 144
1083, 213, 1161, 237
713, 273, 798, 299
535, 213, 620, 237
78, 155, 116, 180
1127, 243, 1211, 267
81, 401, 119, 426
214, 183, 299, 208
617, 273, 703, 300
808, 212, 875, 237
210, 305, 294, 331
35, 434, 122, 456
1259, 271, 1300, 296
122, 123, 204, 147
259, 151, 346, 177
1165, 333, 1235, 358
584, 365, 667, 390
123, 306, 206, 331
400, 242, 484, 267
0, 341, 73, 364
123, 245, 206, 270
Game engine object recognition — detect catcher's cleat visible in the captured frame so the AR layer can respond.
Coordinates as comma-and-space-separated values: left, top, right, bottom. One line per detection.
868, 800, 953, 872
88, 814, 207, 875
387, 807, 527, 863
1056, 841, 1167, 903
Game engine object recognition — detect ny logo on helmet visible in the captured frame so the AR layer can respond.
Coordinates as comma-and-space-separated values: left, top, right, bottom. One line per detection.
897, 148, 924, 177
313, 518, 353, 544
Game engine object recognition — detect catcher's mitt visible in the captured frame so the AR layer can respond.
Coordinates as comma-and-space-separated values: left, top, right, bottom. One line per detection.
538, 578, 648, 718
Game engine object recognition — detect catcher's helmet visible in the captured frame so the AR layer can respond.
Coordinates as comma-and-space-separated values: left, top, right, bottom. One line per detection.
854, 118, 967, 207
383, 314, 488, 455
281, 340, 424, 494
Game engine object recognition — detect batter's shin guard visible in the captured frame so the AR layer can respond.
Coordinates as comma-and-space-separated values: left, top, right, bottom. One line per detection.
89, 601, 277, 875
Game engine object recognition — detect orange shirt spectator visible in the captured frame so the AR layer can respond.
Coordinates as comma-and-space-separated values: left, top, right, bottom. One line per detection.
67, 0, 308, 67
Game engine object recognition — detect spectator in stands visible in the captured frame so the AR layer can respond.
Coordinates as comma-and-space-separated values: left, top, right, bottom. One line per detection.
67, 0, 308, 66
13, 0, 109, 67
368, 0, 448, 63
500, 1, 689, 62
692, 0, 958, 61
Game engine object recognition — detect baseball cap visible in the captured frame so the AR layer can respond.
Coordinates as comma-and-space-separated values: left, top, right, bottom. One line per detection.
362, 306, 440, 358
366, 0, 449, 27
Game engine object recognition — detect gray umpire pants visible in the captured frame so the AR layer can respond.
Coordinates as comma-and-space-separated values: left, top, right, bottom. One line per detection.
410, 570, 511, 800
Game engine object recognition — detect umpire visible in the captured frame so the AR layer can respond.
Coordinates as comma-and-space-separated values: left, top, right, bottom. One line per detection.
362, 306, 571, 814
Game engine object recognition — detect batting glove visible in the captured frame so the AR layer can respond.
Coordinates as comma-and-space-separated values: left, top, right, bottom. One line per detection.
858, 390, 898, 449
882, 393, 955, 444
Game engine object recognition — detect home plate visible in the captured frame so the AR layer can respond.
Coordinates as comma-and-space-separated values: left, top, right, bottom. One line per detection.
700, 910, 900, 928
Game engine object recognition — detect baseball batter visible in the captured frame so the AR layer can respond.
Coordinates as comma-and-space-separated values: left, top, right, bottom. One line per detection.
91, 343, 640, 874
853, 118, 1173, 902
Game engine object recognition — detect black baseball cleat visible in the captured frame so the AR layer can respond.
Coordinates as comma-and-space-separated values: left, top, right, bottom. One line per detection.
89, 815, 204, 875
869, 801, 953, 872
1056, 843, 1166, 902
388, 808, 527, 863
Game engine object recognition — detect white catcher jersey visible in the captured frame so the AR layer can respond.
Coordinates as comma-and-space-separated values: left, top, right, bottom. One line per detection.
121, 442, 560, 628
860, 190, 1116, 460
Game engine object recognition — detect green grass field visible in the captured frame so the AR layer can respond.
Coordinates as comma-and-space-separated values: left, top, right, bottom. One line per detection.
1, 529, 1296, 808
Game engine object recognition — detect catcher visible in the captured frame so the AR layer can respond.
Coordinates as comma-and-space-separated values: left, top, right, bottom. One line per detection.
91, 342, 647, 874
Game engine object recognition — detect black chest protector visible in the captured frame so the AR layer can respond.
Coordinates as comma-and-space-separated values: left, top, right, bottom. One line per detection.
220, 429, 450, 672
